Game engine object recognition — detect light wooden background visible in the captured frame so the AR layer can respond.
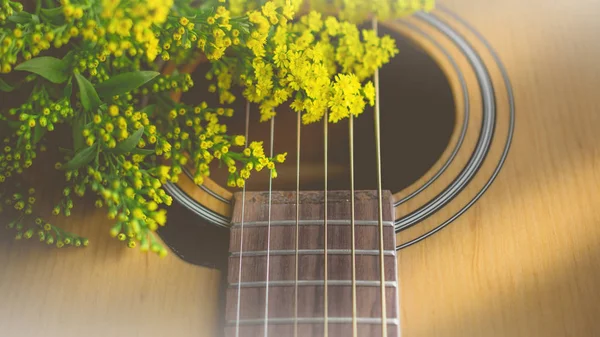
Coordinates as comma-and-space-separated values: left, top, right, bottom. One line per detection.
1, 0, 600, 336
397, 0, 600, 336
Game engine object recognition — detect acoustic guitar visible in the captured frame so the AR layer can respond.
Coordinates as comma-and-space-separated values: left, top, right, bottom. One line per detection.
1, 1, 599, 337
163, 0, 513, 335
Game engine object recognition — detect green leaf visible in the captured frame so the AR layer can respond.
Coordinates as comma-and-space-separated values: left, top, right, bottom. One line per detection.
131, 147, 155, 156
62, 51, 76, 68
15, 57, 68, 84
40, 7, 64, 25
95, 71, 160, 98
0, 78, 14, 92
113, 127, 144, 154
40, 7, 63, 17
33, 124, 46, 145
58, 147, 74, 155
74, 72, 101, 112
8, 12, 32, 24
62, 143, 98, 171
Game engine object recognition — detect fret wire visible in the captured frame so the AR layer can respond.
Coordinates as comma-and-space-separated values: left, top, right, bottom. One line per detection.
230, 280, 398, 288
349, 114, 358, 337
234, 101, 251, 337
229, 317, 400, 326
231, 220, 394, 227
230, 249, 396, 257
294, 111, 300, 337
264, 116, 275, 337
324, 111, 329, 337
372, 17, 388, 337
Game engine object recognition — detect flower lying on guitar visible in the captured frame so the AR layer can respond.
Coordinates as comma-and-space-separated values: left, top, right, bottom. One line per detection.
0, 0, 433, 256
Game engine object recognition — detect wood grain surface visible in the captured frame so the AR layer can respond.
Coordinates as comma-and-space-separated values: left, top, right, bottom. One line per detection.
0, 203, 223, 337
396, 1, 600, 337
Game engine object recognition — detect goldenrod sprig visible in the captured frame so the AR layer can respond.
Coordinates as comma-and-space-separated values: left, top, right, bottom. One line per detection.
0, 0, 432, 257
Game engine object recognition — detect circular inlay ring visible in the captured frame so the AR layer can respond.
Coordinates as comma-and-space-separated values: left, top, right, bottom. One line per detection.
393, 7, 515, 249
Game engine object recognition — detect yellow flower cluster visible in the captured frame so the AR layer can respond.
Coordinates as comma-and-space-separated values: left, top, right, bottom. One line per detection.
0, 0, 431, 256
330, 20, 398, 81
0, 87, 73, 184
84, 104, 155, 150
196, 6, 237, 61
1, 186, 88, 248
88, 162, 172, 256
161, 101, 282, 189
228, 0, 303, 17
0, 21, 54, 73
218, 9, 392, 124
98, 0, 173, 61
0, 1, 22, 23
308, 0, 435, 23
204, 0, 432, 124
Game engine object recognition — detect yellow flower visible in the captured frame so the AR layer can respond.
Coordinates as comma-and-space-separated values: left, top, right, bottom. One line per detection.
233, 135, 245, 146
275, 152, 287, 163
153, 209, 167, 226
146, 201, 158, 211
72, 7, 83, 18
261, 2, 277, 20
363, 81, 375, 106
236, 178, 245, 188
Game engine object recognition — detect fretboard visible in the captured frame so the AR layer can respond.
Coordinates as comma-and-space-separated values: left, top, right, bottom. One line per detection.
225, 190, 399, 337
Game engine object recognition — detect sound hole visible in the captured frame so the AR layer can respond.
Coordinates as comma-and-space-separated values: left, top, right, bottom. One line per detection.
182, 25, 455, 192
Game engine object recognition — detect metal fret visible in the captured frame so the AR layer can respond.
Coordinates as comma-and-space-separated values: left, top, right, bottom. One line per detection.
229, 280, 397, 288
230, 249, 396, 257
228, 317, 400, 326
231, 220, 394, 227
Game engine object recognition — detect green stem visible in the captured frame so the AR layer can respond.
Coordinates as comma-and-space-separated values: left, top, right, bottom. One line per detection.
35, 0, 42, 16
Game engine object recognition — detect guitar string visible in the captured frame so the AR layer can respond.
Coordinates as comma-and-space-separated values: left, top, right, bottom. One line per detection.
294, 111, 301, 337
349, 113, 358, 337
234, 101, 251, 337
372, 17, 388, 337
323, 111, 329, 337
263, 116, 275, 337
290, 3, 299, 337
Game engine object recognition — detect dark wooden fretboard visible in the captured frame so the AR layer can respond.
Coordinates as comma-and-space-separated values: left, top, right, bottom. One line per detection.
225, 190, 399, 337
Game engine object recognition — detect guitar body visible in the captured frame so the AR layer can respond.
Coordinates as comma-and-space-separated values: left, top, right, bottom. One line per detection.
1, 1, 599, 337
